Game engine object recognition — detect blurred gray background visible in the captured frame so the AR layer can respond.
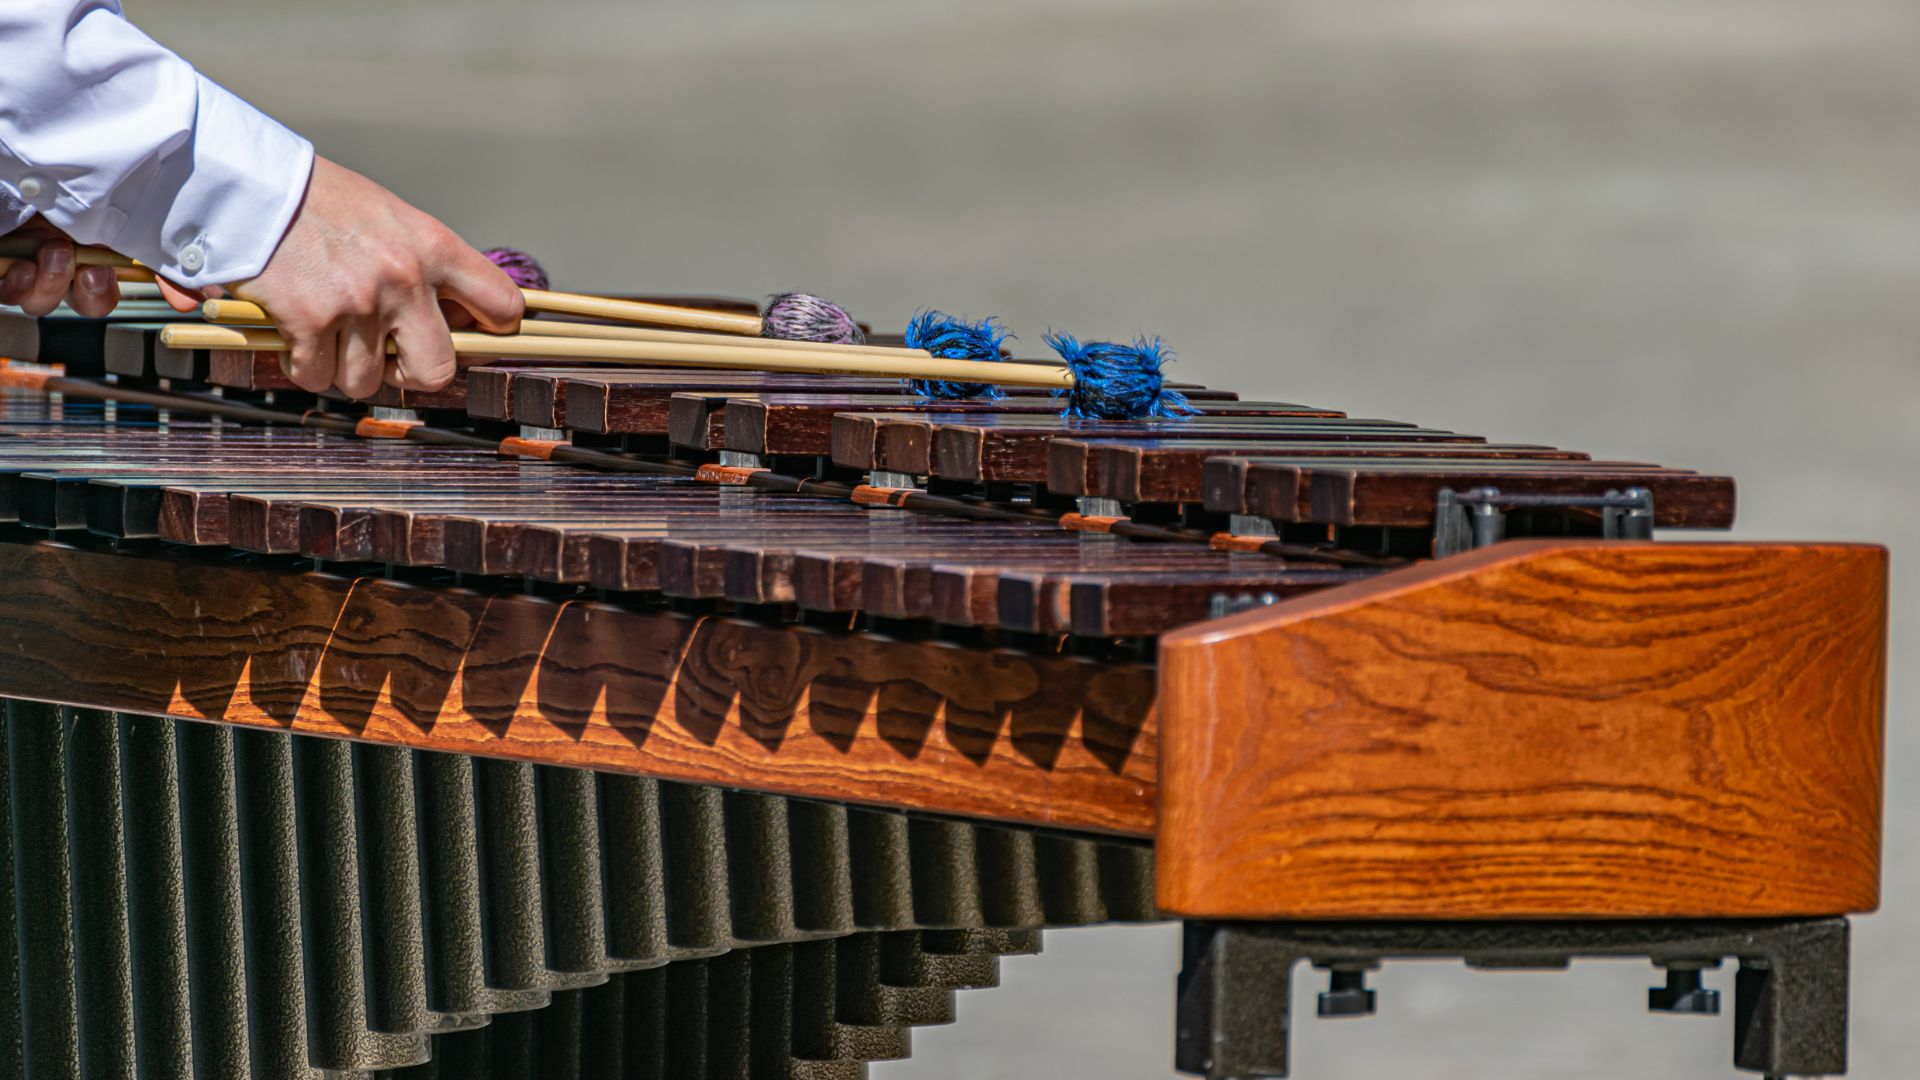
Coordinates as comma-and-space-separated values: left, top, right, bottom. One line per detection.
134, 0, 1915, 1074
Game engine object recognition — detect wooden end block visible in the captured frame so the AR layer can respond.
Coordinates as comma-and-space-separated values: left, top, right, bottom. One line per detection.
1156, 540, 1888, 920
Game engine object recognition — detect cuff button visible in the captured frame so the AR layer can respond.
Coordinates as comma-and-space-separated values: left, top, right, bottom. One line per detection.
17, 176, 43, 200
178, 243, 207, 274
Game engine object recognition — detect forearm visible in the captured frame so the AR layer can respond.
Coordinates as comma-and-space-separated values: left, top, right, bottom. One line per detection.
0, 0, 313, 287
1, 2, 519, 397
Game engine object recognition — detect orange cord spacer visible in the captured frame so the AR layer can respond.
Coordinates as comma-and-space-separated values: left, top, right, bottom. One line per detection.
498, 436, 563, 460
850, 484, 916, 508
354, 416, 423, 439
1058, 512, 1126, 534
695, 463, 770, 485
0, 367, 51, 392
1209, 533, 1274, 553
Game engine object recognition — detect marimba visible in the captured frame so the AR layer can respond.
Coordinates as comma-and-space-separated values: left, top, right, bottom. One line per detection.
0, 301, 1887, 1079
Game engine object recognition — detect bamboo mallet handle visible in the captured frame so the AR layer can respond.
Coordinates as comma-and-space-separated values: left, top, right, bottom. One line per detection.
520, 289, 763, 335
0, 241, 157, 283
0, 239, 769, 335
0, 238, 146, 270
0, 258, 156, 283
159, 324, 1076, 390
199, 297, 934, 360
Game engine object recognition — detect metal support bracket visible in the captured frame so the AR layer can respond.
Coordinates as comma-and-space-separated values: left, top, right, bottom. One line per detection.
1434, 486, 1655, 558
1208, 592, 1283, 620
1228, 515, 1280, 539
871, 469, 922, 491
1175, 918, 1849, 1079
373, 406, 424, 425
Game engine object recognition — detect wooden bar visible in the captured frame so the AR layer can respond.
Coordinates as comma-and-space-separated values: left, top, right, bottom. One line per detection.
208, 349, 296, 392
718, 397, 1342, 458
323, 372, 473, 412
208, 347, 471, 409
1051, 438, 1592, 504
563, 374, 909, 436
834, 413, 1460, 482
1, 417, 1354, 633
848, 541, 1271, 625
2, 303, 191, 370
722, 525, 1068, 608
510, 372, 571, 429
96, 321, 211, 383
996, 566, 1370, 637
1156, 540, 1888, 918
566, 376, 1240, 438
151, 340, 211, 383
102, 323, 159, 379
730, 520, 1053, 609
667, 391, 748, 450
1224, 458, 1734, 529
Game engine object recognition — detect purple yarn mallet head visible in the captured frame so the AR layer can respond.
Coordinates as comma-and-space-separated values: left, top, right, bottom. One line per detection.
483, 247, 550, 291
762, 293, 863, 344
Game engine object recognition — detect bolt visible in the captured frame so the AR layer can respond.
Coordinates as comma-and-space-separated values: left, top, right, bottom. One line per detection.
1648, 961, 1721, 1015
1316, 963, 1378, 1018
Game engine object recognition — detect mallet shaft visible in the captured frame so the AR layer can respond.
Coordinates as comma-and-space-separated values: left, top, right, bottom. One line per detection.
200, 298, 934, 359
160, 323, 1075, 389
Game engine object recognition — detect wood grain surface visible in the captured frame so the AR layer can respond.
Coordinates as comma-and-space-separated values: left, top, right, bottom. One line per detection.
1156, 540, 1887, 918
0, 540, 1156, 836
1057, 438, 1590, 504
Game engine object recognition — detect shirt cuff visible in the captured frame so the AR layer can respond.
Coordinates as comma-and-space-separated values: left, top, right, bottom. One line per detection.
0, 187, 37, 240
119, 74, 314, 288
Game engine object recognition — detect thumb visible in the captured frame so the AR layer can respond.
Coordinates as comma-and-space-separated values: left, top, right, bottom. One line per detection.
154, 276, 207, 314
438, 246, 524, 335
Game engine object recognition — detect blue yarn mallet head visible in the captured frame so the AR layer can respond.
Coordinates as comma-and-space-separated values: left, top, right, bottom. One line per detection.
1047, 332, 1196, 420
762, 293, 863, 344
903, 311, 1011, 400
483, 247, 550, 291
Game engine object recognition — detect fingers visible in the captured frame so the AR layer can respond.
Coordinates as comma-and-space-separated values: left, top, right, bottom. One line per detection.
0, 259, 35, 308
436, 244, 524, 335
13, 242, 76, 316
1, 251, 118, 317
238, 158, 515, 393
389, 300, 458, 392
263, 284, 432, 400
281, 324, 340, 394
336, 318, 388, 400
66, 266, 119, 319
439, 298, 476, 331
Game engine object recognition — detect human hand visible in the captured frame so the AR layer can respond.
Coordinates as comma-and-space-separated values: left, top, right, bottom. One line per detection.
0, 221, 122, 318
199, 156, 523, 398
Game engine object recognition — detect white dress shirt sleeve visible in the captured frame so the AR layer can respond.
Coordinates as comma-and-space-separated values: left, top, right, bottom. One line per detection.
0, 0, 314, 287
